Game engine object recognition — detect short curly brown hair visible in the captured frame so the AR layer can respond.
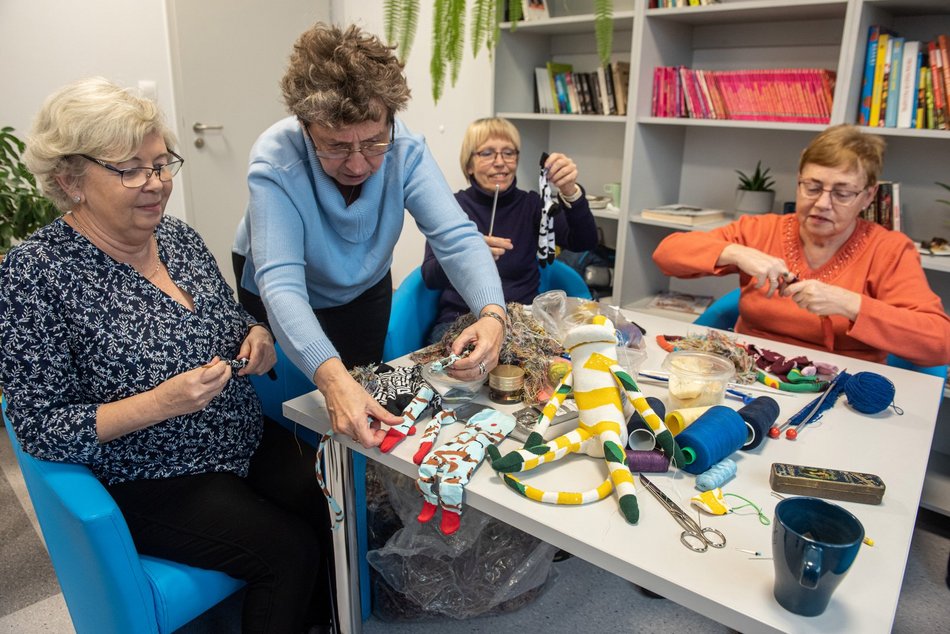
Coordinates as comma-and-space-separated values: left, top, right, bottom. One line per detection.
799, 124, 886, 188
281, 23, 411, 127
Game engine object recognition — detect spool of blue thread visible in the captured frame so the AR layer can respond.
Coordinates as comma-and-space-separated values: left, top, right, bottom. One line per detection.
675, 406, 747, 475
844, 372, 895, 414
736, 396, 780, 450
695, 458, 738, 491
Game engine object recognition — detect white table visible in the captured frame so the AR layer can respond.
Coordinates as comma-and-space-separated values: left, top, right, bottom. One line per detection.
284, 310, 942, 634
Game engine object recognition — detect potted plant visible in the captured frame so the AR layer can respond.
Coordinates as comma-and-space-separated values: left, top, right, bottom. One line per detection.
385, 0, 614, 102
734, 160, 776, 214
0, 127, 59, 257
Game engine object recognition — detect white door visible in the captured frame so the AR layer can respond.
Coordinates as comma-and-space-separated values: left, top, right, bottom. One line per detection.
167, 0, 330, 286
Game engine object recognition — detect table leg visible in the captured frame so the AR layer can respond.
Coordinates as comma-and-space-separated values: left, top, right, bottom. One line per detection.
324, 438, 363, 634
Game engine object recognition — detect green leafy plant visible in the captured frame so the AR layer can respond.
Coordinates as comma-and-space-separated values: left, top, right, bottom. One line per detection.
0, 127, 59, 255
937, 181, 950, 207
735, 161, 776, 192
385, 0, 614, 103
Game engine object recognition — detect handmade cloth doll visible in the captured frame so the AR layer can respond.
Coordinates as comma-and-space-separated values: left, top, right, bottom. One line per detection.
536, 152, 561, 266
489, 316, 685, 524
417, 408, 516, 535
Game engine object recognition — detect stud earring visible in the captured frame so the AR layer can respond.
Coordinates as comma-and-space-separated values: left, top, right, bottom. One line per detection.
73, 195, 81, 203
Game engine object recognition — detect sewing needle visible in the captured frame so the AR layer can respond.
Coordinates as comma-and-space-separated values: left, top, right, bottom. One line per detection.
487, 184, 500, 237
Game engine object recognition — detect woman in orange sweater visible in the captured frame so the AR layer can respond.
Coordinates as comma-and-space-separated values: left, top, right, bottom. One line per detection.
653, 125, 950, 367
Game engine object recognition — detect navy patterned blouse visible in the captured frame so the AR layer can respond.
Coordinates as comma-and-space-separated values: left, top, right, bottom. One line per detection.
0, 216, 262, 484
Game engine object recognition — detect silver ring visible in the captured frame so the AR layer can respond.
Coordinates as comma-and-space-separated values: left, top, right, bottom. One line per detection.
478, 361, 487, 375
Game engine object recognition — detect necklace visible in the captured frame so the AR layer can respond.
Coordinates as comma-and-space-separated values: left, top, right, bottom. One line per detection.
68, 211, 162, 279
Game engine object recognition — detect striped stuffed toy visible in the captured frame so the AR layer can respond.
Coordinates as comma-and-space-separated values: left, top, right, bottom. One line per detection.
488, 315, 685, 524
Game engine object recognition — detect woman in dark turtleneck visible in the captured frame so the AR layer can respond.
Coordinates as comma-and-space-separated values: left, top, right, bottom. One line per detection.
421, 117, 599, 341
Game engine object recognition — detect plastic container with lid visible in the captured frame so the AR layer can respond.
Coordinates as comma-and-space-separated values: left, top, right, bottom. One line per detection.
661, 351, 735, 411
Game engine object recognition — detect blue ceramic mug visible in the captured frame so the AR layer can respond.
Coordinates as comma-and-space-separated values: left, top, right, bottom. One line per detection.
772, 496, 865, 616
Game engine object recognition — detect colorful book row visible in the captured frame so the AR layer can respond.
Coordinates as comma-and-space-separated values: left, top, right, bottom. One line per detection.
857, 26, 950, 130
649, 0, 720, 7
651, 66, 835, 124
536, 61, 630, 116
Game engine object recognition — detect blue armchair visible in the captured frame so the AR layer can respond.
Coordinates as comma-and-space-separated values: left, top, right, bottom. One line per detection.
383, 260, 592, 361
693, 287, 948, 379
1, 340, 370, 633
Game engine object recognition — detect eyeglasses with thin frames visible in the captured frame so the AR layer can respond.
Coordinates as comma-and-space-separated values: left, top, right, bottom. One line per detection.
797, 180, 867, 207
79, 151, 184, 188
473, 148, 519, 163
308, 124, 395, 160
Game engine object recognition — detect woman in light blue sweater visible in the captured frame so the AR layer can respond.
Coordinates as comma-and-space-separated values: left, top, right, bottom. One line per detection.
233, 23, 506, 448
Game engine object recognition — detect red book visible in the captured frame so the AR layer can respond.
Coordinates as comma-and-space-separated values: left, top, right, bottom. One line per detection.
928, 40, 948, 129
938, 35, 950, 127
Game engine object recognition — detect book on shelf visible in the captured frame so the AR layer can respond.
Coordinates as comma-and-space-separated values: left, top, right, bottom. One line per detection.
884, 36, 904, 128
546, 61, 573, 114
869, 31, 892, 126
612, 61, 630, 116
896, 40, 921, 129
858, 25, 884, 126
640, 204, 727, 226
651, 66, 834, 123
535, 67, 556, 114
646, 291, 714, 316
927, 40, 948, 129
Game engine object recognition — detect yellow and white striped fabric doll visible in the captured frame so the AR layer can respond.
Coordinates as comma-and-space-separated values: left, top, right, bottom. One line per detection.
488, 315, 685, 524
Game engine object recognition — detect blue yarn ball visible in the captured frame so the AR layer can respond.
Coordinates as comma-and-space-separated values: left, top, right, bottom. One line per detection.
844, 372, 894, 414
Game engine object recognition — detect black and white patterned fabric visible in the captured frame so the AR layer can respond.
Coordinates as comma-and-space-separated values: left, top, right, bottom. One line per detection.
354, 363, 442, 416
0, 216, 261, 485
537, 152, 561, 267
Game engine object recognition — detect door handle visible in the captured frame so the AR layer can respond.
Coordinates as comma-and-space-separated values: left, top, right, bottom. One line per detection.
192, 122, 224, 133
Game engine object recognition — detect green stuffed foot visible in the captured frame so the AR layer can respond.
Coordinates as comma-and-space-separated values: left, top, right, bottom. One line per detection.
490, 449, 527, 473
655, 430, 686, 468
619, 494, 640, 524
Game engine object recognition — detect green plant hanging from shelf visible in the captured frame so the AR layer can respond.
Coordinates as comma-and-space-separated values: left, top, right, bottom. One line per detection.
385, 0, 614, 103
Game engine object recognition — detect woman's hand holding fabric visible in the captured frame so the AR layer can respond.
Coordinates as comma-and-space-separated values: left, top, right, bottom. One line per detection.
152, 357, 232, 419
447, 309, 505, 380
782, 279, 861, 321
236, 324, 277, 376
544, 152, 579, 198
314, 358, 399, 447
719, 244, 790, 298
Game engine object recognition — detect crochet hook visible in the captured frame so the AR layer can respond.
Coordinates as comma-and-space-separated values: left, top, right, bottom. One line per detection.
487, 184, 500, 237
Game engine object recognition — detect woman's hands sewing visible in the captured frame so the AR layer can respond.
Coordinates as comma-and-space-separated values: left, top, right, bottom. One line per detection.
447, 306, 506, 380
314, 358, 401, 447
234, 324, 277, 376
718, 244, 793, 298
781, 279, 861, 321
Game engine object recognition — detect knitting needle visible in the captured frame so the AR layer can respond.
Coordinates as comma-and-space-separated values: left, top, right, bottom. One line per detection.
487, 184, 500, 237
773, 369, 847, 439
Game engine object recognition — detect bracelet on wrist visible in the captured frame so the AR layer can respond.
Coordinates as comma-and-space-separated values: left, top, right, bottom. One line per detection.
479, 310, 508, 334
559, 185, 583, 203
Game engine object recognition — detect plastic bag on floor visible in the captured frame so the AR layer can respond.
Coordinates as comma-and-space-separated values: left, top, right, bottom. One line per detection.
365, 465, 558, 621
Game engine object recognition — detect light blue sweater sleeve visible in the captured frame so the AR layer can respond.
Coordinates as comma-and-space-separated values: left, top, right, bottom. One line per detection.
238, 117, 503, 381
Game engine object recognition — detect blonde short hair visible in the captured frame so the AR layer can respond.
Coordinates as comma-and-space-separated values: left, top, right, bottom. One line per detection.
799, 124, 886, 188
458, 117, 521, 179
281, 23, 410, 127
24, 77, 177, 210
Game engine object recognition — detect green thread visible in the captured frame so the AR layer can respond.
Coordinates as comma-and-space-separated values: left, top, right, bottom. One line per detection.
724, 493, 771, 525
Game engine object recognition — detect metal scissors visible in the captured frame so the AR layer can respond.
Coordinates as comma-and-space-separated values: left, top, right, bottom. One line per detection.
640, 474, 726, 553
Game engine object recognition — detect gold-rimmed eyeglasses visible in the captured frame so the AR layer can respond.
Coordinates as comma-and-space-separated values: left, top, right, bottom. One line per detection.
797, 180, 867, 207
473, 148, 519, 163
79, 152, 184, 188
310, 124, 395, 160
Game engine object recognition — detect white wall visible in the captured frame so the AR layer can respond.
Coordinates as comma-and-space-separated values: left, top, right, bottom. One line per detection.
0, 0, 186, 218
1, 1, 491, 286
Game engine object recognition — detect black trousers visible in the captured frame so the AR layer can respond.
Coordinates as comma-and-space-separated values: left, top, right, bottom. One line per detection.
231, 252, 392, 369
108, 419, 332, 634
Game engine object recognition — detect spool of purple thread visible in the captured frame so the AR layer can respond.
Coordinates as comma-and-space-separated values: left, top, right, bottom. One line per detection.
625, 449, 670, 473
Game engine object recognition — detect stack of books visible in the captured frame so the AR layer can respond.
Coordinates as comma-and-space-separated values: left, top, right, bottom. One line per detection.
651, 66, 835, 123
640, 204, 727, 226
535, 61, 630, 116
857, 26, 950, 129
649, 0, 720, 7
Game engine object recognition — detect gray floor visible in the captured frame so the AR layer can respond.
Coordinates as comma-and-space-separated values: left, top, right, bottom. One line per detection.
3, 421, 949, 633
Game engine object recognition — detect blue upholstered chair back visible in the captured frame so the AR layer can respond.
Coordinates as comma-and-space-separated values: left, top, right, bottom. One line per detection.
2, 400, 243, 634
383, 260, 592, 361
692, 287, 948, 379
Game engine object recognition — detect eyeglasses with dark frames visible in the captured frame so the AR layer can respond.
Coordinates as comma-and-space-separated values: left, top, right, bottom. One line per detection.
797, 180, 867, 207
79, 151, 184, 188
309, 124, 395, 160
473, 148, 519, 163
